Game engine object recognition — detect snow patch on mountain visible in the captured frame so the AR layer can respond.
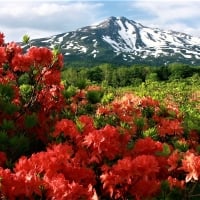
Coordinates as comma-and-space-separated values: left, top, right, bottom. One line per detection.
24, 16, 200, 65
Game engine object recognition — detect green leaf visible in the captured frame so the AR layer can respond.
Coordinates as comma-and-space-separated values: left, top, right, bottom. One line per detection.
52, 45, 61, 62
0, 119, 15, 131
63, 85, 77, 98
9, 135, 30, 158
0, 131, 9, 151
173, 140, 189, 152
76, 119, 84, 132
134, 117, 145, 129
101, 92, 114, 104
127, 139, 134, 150
156, 143, 171, 157
19, 84, 33, 102
25, 113, 38, 128
86, 90, 104, 104
22, 34, 30, 44
18, 73, 30, 85
0, 84, 14, 101
142, 127, 158, 140
1, 102, 19, 115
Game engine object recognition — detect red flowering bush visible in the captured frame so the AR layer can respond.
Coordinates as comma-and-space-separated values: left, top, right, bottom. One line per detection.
0, 32, 200, 199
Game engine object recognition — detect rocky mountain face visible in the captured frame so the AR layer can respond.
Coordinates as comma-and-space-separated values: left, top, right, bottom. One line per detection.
24, 16, 200, 66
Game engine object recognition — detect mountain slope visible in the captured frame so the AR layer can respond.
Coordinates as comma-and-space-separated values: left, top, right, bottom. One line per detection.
25, 16, 200, 66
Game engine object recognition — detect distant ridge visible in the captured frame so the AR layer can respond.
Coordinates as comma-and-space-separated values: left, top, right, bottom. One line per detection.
24, 16, 200, 66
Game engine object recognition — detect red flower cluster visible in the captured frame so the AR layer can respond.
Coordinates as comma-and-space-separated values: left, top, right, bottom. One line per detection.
0, 32, 65, 143
0, 33, 199, 199
0, 144, 96, 199
101, 154, 160, 199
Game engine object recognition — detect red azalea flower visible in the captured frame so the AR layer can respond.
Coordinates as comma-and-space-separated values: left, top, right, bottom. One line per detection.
140, 96, 159, 107
0, 47, 7, 65
181, 151, 200, 183
0, 151, 7, 167
11, 53, 32, 72
157, 118, 183, 137
37, 85, 65, 112
167, 176, 184, 189
167, 150, 180, 172
0, 32, 4, 46
53, 118, 79, 139
101, 155, 160, 199
6, 42, 22, 61
131, 155, 160, 177
83, 125, 125, 160
78, 115, 95, 134
27, 46, 53, 68
133, 137, 163, 155
42, 69, 61, 85
130, 179, 160, 200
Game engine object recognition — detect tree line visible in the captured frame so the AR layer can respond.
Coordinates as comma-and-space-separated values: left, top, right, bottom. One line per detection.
61, 63, 200, 88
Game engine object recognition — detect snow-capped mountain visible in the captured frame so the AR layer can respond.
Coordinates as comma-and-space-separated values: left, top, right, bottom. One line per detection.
25, 16, 200, 66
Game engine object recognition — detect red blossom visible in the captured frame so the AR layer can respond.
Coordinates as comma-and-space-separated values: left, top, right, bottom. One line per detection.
42, 69, 61, 85
131, 155, 160, 178
52, 53, 64, 69
180, 151, 200, 183
96, 106, 110, 115
140, 96, 160, 107
167, 176, 185, 189
11, 53, 32, 72
62, 166, 96, 187
65, 182, 95, 200
53, 118, 79, 139
157, 118, 183, 137
0, 167, 44, 199
83, 125, 126, 160
37, 85, 65, 113
0, 47, 7, 66
6, 42, 22, 61
133, 137, 163, 155
72, 148, 91, 166
0, 32, 4, 46
130, 179, 160, 200
45, 174, 95, 200
27, 46, 53, 68
167, 150, 180, 172
0, 168, 15, 198
101, 155, 160, 199
77, 115, 95, 134
0, 152, 7, 167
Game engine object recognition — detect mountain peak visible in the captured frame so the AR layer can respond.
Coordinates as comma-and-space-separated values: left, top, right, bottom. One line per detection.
26, 16, 200, 66
104, 16, 138, 25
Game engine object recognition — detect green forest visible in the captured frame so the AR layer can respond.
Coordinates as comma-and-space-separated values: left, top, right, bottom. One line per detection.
62, 62, 200, 87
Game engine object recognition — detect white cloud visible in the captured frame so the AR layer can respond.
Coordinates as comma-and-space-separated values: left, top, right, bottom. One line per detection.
134, 0, 200, 21
131, 0, 200, 36
0, 1, 103, 42
1, 0, 200, 42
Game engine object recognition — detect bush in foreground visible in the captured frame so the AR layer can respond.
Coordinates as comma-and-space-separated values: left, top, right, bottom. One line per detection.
0, 33, 200, 199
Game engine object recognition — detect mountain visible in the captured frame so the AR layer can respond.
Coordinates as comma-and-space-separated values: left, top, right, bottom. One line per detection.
24, 16, 200, 66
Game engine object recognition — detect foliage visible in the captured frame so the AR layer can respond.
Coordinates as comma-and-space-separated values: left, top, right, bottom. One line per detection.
62, 63, 200, 88
0, 32, 199, 199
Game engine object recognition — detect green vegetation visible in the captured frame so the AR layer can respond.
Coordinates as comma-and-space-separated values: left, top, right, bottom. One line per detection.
62, 62, 200, 136
62, 62, 200, 87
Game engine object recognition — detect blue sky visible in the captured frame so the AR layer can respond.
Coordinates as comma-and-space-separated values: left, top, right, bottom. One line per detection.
1, 0, 200, 42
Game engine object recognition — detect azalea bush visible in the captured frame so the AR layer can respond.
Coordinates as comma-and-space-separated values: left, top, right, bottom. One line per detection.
0, 32, 200, 199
